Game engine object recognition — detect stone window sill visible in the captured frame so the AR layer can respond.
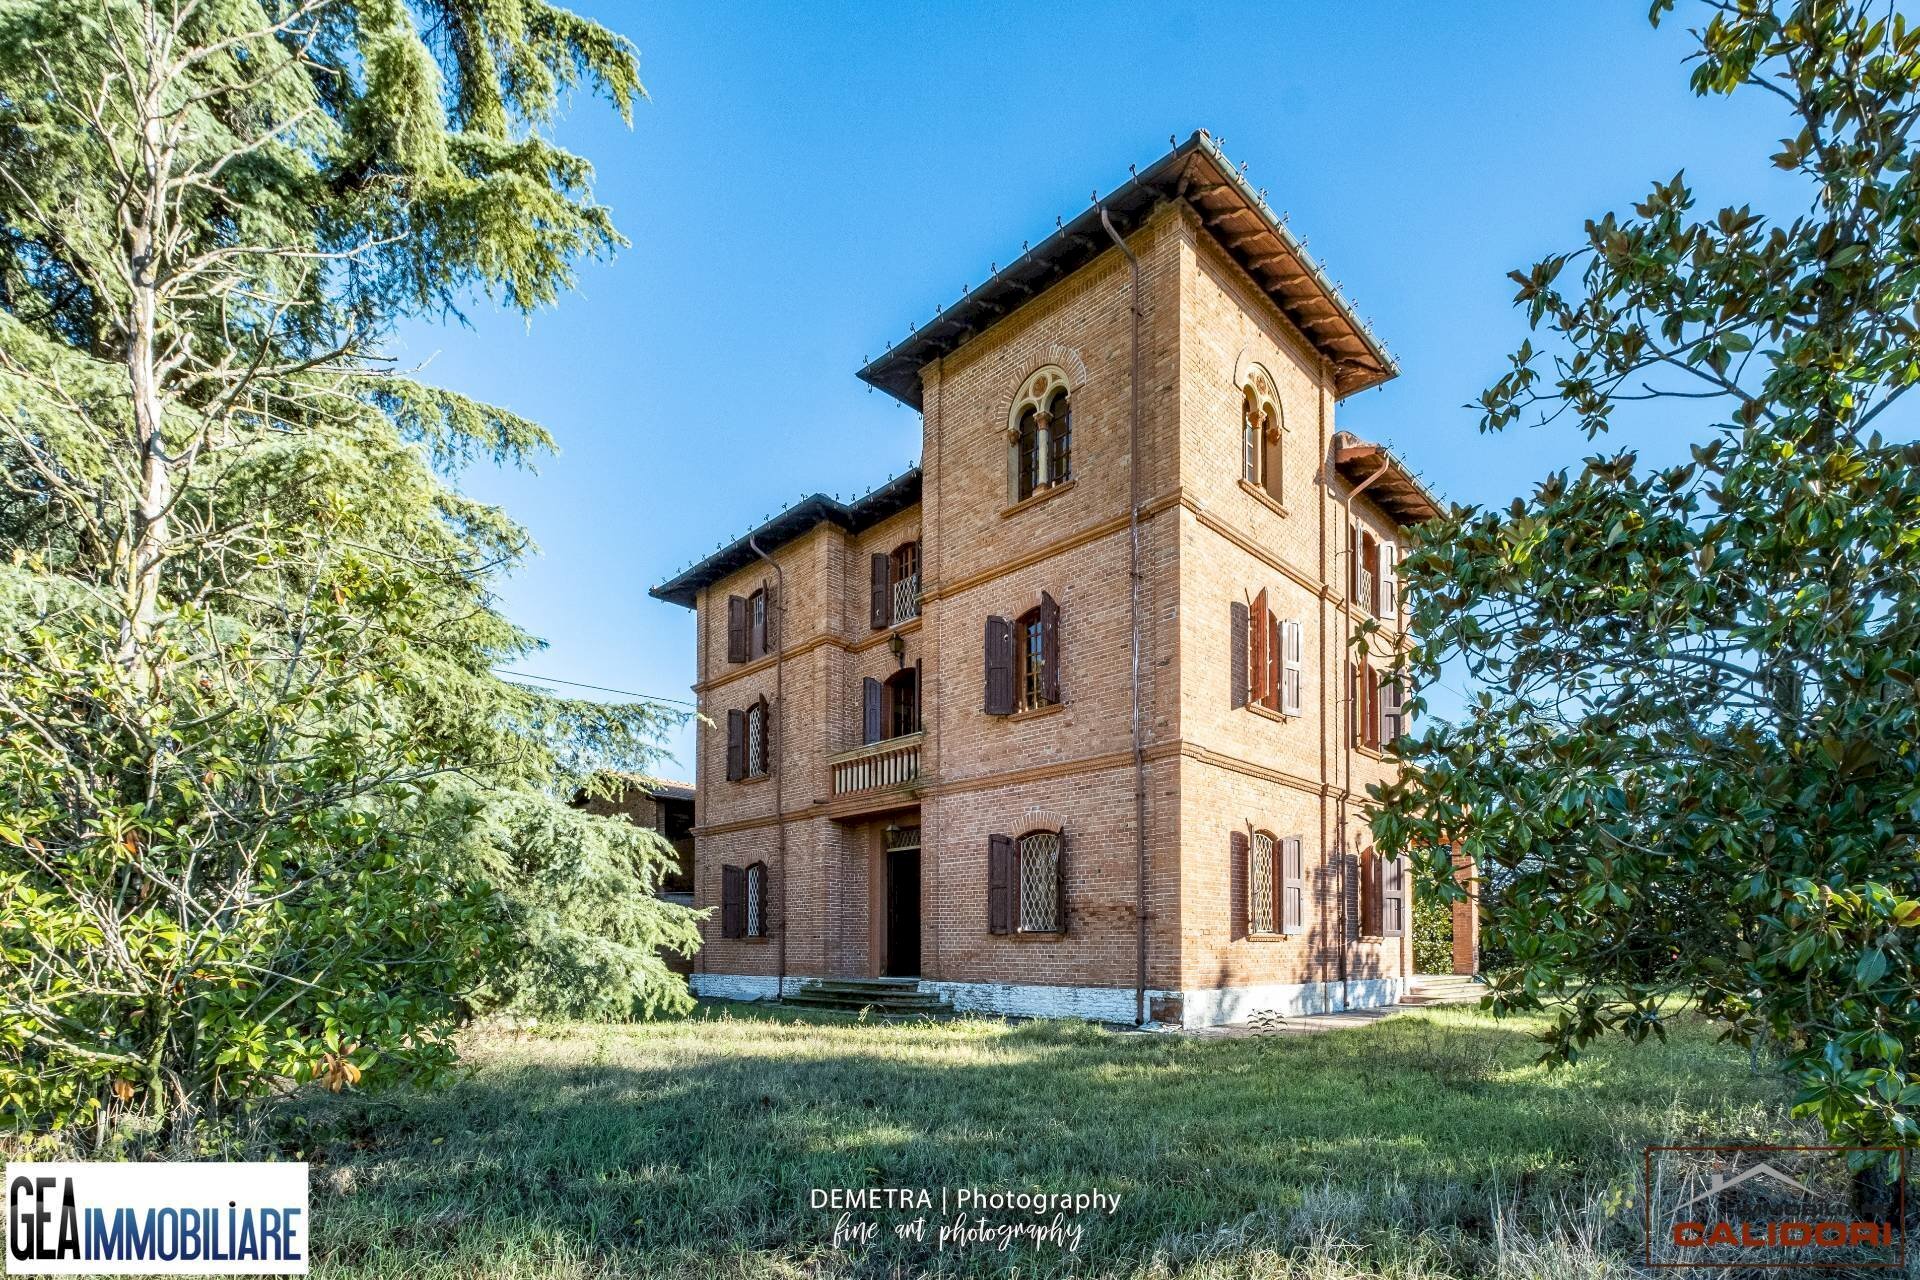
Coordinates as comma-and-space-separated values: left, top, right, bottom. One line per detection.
1247, 702, 1299, 724
1000, 479, 1076, 519
1239, 478, 1289, 518
1007, 701, 1065, 723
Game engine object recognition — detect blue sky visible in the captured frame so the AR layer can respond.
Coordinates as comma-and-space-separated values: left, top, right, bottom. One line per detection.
394, 4, 1814, 778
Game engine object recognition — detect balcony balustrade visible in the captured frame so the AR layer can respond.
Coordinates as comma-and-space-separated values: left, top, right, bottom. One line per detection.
830, 731, 922, 797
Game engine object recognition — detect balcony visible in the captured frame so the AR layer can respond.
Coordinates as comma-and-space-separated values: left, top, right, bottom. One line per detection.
830, 732, 922, 798
891, 574, 920, 625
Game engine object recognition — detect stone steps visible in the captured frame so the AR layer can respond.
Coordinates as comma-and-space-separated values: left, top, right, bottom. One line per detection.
1401, 974, 1486, 1006
779, 978, 955, 1018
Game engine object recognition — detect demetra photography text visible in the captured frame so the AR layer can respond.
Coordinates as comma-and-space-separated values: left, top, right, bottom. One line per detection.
812, 1187, 1121, 1255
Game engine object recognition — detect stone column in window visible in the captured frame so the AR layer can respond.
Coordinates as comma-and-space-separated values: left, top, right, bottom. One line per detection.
1033, 409, 1052, 488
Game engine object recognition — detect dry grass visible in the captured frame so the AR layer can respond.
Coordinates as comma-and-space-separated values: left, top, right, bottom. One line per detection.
282, 1001, 1815, 1278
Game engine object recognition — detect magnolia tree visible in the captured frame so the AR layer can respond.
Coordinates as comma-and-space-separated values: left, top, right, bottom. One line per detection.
1374, 0, 1920, 1155
0, 0, 697, 1145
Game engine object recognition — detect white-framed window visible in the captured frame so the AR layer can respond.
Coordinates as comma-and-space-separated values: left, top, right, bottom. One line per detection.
1249, 830, 1277, 935
745, 861, 767, 937
1018, 830, 1061, 932
745, 697, 768, 777
1240, 370, 1284, 505
1007, 366, 1073, 503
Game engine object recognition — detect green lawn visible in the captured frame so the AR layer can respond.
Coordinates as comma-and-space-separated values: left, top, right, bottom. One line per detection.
294, 1002, 1804, 1279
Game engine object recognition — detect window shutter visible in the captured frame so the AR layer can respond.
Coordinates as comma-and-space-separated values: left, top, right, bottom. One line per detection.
1349, 522, 1361, 601
870, 553, 890, 630
1281, 836, 1306, 934
1347, 662, 1359, 748
1282, 620, 1303, 716
1382, 855, 1406, 937
721, 864, 744, 938
1229, 601, 1249, 709
862, 676, 883, 745
761, 697, 776, 774
1381, 542, 1397, 616
1230, 829, 1249, 940
725, 708, 745, 781
913, 659, 923, 733
1038, 591, 1061, 705
987, 834, 1012, 934
1364, 535, 1380, 616
762, 583, 778, 654
1054, 829, 1069, 934
1361, 849, 1384, 937
1380, 672, 1403, 746
1250, 589, 1269, 705
727, 595, 748, 664
984, 616, 1014, 715
1264, 610, 1282, 711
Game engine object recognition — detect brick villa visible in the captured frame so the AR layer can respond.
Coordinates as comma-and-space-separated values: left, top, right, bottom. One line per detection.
651, 131, 1458, 1027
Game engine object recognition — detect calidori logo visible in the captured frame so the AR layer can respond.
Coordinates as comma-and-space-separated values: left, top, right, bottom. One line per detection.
5, 1162, 308, 1276
1644, 1145, 1906, 1271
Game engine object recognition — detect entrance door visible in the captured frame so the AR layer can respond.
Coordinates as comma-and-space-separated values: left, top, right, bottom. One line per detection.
884, 848, 921, 977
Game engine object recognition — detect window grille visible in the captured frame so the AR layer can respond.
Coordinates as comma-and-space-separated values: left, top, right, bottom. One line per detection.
892, 574, 919, 624
1018, 831, 1060, 931
746, 703, 766, 776
745, 863, 765, 936
1250, 831, 1277, 934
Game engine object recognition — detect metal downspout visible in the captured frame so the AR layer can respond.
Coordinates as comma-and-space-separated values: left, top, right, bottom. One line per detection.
1339, 456, 1390, 1009
1100, 206, 1150, 1027
748, 534, 788, 1000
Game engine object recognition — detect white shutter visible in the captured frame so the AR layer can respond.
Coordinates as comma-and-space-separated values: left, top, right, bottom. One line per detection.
1381, 542, 1398, 616
1281, 619, 1303, 716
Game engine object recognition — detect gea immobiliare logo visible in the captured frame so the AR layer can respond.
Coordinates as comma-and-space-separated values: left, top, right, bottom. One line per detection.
6, 1163, 307, 1276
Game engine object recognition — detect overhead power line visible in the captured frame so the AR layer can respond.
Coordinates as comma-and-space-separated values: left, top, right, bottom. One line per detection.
493, 669, 698, 708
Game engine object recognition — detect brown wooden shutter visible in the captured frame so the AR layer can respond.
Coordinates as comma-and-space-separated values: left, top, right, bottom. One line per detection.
1365, 536, 1381, 616
1347, 662, 1358, 748
1281, 836, 1306, 935
1038, 591, 1060, 705
870, 553, 890, 630
1230, 829, 1249, 940
1349, 522, 1361, 600
721, 864, 745, 938
1361, 849, 1384, 937
984, 616, 1014, 715
862, 676, 883, 744
727, 596, 748, 663
761, 583, 778, 654
1382, 855, 1406, 937
725, 708, 745, 781
987, 834, 1012, 934
1229, 600, 1249, 709
913, 659, 923, 732
1264, 610, 1282, 711
1053, 830, 1068, 934
1250, 588, 1269, 705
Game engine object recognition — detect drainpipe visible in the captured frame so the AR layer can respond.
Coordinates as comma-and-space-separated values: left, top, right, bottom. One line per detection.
1101, 205, 1150, 1027
748, 533, 788, 1000
1339, 453, 1390, 1010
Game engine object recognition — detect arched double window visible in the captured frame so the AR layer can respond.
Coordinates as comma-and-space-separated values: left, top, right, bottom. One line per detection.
1240, 370, 1284, 506
1008, 367, 1073, 504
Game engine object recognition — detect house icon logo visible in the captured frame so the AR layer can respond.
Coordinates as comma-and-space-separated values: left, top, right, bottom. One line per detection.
1671, 1157, 1813, 1212
1643, 1145, 1906, 1270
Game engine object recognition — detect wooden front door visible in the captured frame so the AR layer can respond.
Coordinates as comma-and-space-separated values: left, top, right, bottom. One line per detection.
884, 847, 921, 977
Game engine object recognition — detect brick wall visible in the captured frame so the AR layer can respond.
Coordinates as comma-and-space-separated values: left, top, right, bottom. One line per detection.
684, 197, 1419, 1017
